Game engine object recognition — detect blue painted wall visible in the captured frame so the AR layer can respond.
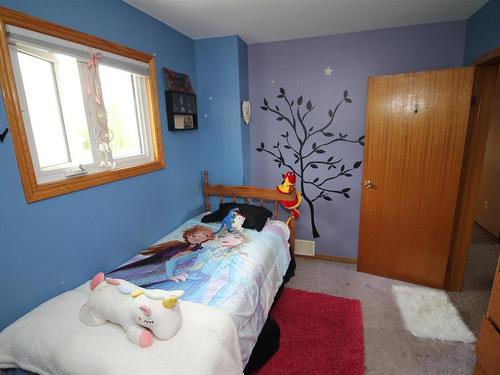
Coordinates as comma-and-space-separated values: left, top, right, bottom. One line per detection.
0, 0, 245, 330
194, 35, 249, 186
464, 0, 500, 64
238, 38, 251, 185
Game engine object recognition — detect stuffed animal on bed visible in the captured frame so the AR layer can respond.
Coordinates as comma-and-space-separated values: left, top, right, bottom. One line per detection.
214, 208, 246, 235
277, 171, 302, 224
79, 272, 184, 347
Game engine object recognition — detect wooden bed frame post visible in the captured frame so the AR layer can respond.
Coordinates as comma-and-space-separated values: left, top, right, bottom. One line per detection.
202, 170, 296, 255
203, 170, 210, 212
288, 216, 296, 254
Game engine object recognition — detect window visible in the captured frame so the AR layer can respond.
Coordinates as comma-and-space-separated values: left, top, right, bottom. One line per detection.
0, 8, 164, 202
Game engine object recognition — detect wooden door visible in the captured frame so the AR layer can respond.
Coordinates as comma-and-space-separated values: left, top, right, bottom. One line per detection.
357, 67, 475, 288
446, 64, 499, 291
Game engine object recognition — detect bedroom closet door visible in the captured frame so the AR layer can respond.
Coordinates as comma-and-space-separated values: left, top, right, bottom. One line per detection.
357, 67, 475, 288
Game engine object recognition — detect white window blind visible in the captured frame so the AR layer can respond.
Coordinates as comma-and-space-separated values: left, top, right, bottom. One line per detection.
7, 25, 149, 77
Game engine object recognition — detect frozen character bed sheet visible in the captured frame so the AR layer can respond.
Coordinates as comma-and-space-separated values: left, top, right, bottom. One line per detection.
107, 214, 291, 365
108, 225, 214, 287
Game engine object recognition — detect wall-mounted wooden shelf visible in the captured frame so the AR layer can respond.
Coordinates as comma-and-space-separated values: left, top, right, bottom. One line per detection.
165, 90, 198, 131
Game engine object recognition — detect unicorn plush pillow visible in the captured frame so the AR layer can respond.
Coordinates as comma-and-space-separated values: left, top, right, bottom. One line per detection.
79, 272, 184, 347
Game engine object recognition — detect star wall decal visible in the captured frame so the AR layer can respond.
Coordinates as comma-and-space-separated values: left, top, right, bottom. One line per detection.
324, 66, 333, 76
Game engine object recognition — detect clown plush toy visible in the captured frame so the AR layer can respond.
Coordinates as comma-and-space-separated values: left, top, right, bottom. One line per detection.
80, 272, 184, 347
277, 171, 302, 223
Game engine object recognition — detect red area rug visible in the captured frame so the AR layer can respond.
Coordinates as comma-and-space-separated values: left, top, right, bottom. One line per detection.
255, 288, 364, 375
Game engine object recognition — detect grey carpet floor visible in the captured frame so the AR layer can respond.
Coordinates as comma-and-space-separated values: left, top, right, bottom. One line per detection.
286, 224, 499, 375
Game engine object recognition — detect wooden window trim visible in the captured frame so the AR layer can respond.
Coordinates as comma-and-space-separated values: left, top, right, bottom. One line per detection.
0, 6, 165, 202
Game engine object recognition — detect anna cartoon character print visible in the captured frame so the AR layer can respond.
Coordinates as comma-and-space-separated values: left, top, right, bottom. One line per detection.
107, 225, 214, 287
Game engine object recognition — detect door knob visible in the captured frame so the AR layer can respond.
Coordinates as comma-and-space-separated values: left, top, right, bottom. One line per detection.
364, 180, 374, 189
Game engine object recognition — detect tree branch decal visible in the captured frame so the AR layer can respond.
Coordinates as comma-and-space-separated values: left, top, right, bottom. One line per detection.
257, 87, 364, 238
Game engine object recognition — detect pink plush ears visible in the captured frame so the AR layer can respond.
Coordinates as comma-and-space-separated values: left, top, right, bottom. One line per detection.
90, 272, 105, 291
89, 273, 122, 291
139, 304, 152, 317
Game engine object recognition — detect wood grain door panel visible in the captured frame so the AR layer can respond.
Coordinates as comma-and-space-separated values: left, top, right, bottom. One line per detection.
487, 264, 500, 327
475, 317, 500, 375
357, 67, 475, 288
446, 64, 499, 291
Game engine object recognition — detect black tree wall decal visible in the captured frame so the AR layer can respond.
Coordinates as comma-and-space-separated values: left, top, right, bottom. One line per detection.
257, 87, 364, 238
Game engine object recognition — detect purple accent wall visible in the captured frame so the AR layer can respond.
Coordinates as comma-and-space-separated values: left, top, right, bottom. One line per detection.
249, 21, 466, 258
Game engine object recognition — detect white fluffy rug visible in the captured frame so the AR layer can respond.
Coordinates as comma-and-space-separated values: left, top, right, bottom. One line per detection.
392, 285, 476, 343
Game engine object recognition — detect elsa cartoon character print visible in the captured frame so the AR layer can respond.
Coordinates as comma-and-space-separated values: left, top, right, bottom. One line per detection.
156, 232, 248, 305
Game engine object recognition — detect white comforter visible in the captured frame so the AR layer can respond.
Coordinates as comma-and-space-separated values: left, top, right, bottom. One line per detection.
0, 284, 243, 375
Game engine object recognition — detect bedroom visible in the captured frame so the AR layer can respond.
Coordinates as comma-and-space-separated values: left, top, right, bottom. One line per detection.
0, 0, 499, 374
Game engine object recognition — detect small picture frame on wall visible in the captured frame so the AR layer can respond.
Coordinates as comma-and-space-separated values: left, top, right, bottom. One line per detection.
164, 68, 197, 131
164, 68, 194, 94
165, 91, 198, 131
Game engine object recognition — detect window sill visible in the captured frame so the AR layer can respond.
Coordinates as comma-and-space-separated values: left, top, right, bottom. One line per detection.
25, 160, 165, 202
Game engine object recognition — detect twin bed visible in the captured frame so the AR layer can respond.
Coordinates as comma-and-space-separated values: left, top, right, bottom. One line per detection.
0, 171, 297, 375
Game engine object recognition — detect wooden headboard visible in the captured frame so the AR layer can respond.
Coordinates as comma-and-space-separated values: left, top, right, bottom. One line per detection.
202, 170, 296, 253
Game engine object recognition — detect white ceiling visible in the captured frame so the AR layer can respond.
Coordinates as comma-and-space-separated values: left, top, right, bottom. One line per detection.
125, 0, 488, 44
